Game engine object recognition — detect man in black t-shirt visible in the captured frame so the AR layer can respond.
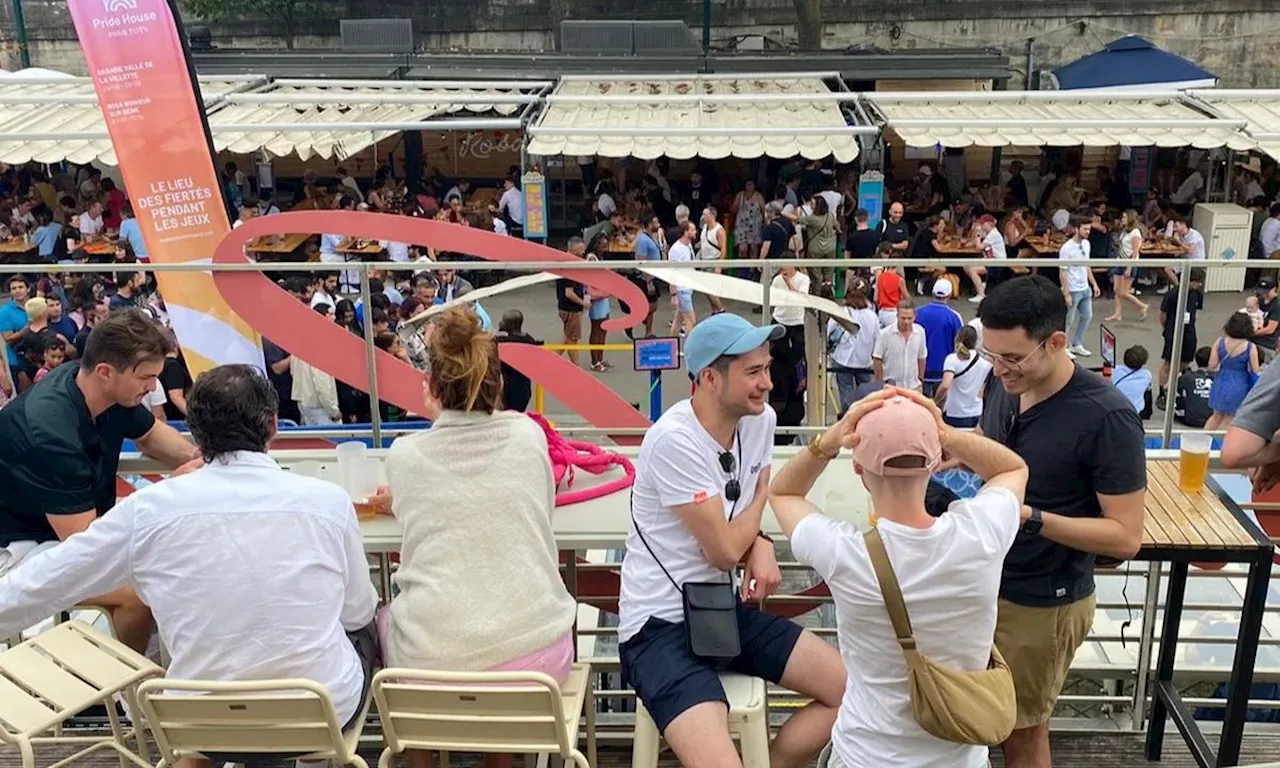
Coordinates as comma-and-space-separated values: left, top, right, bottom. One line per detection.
0, 309, 201, 652
1175, 346, 1215, 428
844, 208, 880, 261
1251, 277, 1280, 363
555, 236, 590, 367
760, 202, 793, 259
878, 201, 911, 256
1157, 268, 1204, 409
978, 276, 1146, 766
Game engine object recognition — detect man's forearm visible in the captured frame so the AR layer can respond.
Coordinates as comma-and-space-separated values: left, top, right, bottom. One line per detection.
944, 427, 1026, 481
138, 422, 200, 467
1039, 513, 1139, 560
725, 470, 770, 561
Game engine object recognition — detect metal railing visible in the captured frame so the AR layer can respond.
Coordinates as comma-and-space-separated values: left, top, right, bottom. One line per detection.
25, 251, 1278, 729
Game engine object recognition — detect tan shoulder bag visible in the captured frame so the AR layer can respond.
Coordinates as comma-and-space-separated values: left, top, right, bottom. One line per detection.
863, 527, 1017, 746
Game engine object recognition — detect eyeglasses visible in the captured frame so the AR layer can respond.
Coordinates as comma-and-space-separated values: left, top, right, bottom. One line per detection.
978, 338, 1047, 373
718, 450, 742, 503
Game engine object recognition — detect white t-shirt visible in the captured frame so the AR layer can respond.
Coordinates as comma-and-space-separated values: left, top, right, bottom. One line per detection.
142, 380, 167, 411
981, 229, 1007, 260
1183, 228, 1207, 260
1172, 172, 1204, 205
492, 218, 509, 236
597, 192, 617, 218
1058, 238, 1091, 293
380, 241, 410, 262
790, 486, 1021, 768
771, 271, 810, 326
1051, 209, 1071, 232
668, 239, 694, 265
1120, 228, 1142, 259
818, 190, 844, 219
499, 187, 525, 226
78, 212, 104, 236
942, 353, 992, 419
828, 307, 880, 370
310, 292, 336, 311
618, 400, 776, 642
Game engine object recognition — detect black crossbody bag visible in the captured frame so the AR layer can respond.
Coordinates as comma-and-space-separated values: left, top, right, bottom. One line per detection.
630, 433, 743, 663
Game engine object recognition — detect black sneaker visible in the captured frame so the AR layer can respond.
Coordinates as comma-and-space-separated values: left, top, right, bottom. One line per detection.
1156, 393, 1167, 411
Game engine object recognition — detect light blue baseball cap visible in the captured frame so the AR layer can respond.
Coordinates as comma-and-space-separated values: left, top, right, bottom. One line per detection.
685, 313, 785, 377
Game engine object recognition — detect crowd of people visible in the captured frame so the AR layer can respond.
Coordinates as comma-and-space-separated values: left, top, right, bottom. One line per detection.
0, 267, 1160, 768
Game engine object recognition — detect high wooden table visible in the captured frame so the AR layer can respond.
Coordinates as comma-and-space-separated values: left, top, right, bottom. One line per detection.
1140, 460, 1273, 768
0, 238, 35, 254
248, 233, 310, 256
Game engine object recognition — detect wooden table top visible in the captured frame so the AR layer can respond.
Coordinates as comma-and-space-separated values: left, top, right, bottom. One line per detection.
933, 240, 982, 255
249, 233, 310, 254
0, 239, 35, 253
81, 241, 114, 256
1142, 460, 1261, 551
337, 242, 385, 256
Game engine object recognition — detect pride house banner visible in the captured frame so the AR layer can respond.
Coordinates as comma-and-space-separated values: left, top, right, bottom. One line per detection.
68, 0, 263, 374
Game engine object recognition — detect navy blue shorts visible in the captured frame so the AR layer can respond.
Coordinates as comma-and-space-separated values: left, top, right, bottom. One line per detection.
619, 603, 804, 733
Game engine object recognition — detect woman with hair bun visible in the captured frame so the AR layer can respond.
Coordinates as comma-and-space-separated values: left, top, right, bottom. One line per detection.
381, 307, 577, 768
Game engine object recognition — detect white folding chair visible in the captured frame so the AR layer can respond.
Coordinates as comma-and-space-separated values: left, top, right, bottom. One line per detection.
137, 678, 371, 768
0, 620, 162, 768
372, 662, 595, 768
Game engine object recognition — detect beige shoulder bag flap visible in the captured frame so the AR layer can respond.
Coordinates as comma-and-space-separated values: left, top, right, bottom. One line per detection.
864, 527, 1017, 746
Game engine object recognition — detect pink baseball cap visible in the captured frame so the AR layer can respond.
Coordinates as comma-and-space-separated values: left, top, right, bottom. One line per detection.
851, 396, 943, 476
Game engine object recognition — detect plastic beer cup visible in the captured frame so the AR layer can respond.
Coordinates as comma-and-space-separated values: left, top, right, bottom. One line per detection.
1179, 432, 1212, 494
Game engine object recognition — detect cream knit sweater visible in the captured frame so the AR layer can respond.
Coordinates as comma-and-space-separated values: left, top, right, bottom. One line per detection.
384, 410, 577, 671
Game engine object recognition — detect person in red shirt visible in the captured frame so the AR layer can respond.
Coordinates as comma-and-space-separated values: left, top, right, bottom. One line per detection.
101, 179, 127, 230
872, 241, 905, 329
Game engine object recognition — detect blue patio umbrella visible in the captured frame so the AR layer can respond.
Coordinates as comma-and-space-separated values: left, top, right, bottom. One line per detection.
1051, 35, 1217, 91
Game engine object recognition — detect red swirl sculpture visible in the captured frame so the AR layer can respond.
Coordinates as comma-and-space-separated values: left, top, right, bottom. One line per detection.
211, 212, 652, 445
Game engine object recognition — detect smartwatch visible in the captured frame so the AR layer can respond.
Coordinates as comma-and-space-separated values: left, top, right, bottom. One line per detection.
1023, 506, 1044, 536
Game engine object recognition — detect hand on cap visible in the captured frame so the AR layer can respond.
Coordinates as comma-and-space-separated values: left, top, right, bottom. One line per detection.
886, 386, 950, 445
820, 388, 892, 454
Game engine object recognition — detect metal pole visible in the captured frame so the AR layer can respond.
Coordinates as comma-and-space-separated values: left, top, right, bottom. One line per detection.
11, 0, 29, 69
760, 262, 774, 320
359, 272, 383, 448
1025, 38, 1035, 90
701, 0, 711, 53
1131, 561, 1163, 730
1159, 267, 1191, 449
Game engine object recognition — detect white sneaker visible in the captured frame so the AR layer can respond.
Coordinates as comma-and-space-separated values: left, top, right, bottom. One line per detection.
1066, 349, 1077, 360
1071, 345, 1092, 357
967, 294, 984, 304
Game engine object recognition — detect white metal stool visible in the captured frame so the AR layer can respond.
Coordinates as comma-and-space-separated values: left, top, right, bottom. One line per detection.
631, 673, 769, 768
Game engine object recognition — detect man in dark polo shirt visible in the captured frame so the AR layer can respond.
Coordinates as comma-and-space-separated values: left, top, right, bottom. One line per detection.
1251, 277, 1280, 364
0, 308, 201, 652
977, 275, 1146, 768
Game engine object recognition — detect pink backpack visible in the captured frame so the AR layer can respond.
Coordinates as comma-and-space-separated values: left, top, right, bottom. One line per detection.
526, 412, 636, 505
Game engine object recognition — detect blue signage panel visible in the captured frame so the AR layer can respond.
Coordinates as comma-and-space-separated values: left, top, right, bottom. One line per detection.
634, 336, 681, 372
857, 171, 885, 229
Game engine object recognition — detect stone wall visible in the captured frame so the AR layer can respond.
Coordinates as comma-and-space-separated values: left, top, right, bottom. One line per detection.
1, 0, 1278, 87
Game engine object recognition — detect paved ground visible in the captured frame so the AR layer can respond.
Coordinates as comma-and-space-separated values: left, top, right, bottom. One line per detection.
470, 273, 1253, 431
15, 729, 1280, 767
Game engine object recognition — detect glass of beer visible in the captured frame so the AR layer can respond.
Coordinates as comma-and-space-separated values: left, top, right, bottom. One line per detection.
1179, 432, 1212, 494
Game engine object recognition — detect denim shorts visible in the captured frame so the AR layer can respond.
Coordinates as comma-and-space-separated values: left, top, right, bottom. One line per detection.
619, 604, 803, 733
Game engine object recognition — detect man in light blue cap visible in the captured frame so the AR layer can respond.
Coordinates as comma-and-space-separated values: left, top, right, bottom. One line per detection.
617, 313, 845, 768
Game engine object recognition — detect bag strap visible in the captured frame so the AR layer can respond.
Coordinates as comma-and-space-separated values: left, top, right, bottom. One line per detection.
863, 527, 917, 650
953, 354, 981, 380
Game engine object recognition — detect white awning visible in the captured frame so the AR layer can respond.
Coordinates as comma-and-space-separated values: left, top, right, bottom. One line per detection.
0, 75, 263, 166
867, 90, 1254, 150
208, 78, 544, 161
527, 74, 869, 162
1184, 89, 1280, 161
0, 76, 549, 165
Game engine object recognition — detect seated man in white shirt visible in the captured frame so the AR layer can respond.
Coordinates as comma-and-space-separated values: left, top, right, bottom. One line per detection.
770, 388, 1028, 768
619, 313, 844, 768
0, 364, 379, 761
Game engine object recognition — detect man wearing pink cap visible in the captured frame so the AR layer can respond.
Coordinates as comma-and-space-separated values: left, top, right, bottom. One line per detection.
770, 388, 1028, 768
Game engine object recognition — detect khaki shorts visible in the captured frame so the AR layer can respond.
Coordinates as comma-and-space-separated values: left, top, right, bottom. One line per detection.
558, 310, 582, 344
994, 594, 1096, 729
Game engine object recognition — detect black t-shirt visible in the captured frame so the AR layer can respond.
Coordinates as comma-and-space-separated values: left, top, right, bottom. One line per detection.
14, 327, 56, 366
1256, 297, 1280, 351
910, 228, 939, 260
762, 220, 793, 259
1161, 288, 1203, 340
0, 362, 155, 545
496, 331, 542, 411
1175, 368, 1215, 428
261, 337, 294, 411
1007, 174, 1029, 208
990, 366, 1147, 606
158, 356, 193, 421
555, 278, 586, 313
845, 228, 881, 259
879, 218, 910, 246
